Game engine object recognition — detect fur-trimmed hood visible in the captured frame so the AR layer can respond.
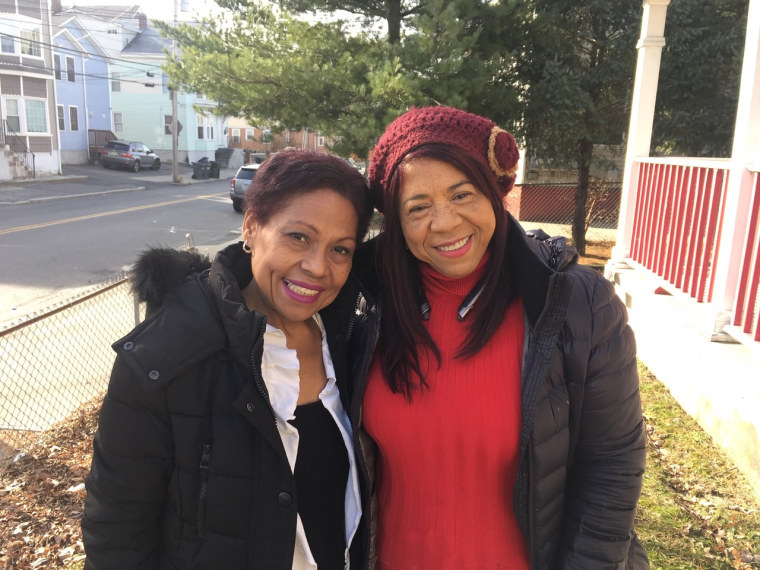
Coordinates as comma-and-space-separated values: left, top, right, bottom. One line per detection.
130, 247, 212, 313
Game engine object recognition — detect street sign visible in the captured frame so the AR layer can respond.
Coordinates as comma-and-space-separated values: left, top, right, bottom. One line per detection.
166, 119, 184, 135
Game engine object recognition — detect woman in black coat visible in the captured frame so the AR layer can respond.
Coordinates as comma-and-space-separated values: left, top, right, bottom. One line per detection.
82, 149, 373, 569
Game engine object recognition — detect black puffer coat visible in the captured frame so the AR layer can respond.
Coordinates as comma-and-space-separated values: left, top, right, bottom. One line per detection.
345, 217, 649, 570
82, 243, 368, 569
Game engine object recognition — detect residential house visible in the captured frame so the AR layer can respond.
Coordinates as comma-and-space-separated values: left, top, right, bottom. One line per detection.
607, 0, 760, 499
227, 117, 328, 159
0, 0, 61, 179
51, 13, 112, 164
52, 3, 227, 165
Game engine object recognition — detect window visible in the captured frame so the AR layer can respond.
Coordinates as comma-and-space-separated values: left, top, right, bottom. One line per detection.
231, 128, 240, 143
113, 112, 123, 133
54, 54, 62, 80
69, 106, 79, 131
245, 128, 254, 141
0, 34, 13, 54
24, 100, 47, 132
164, 115, 172, 135
111, 73, 120, 92
317, 132, 325, 147
19, 27, 41, 57
197, 114, 203, 139
66, 57, 75, 83
5, 99, 21, 132
57, 105, 65, 131
207, 125, 213, 139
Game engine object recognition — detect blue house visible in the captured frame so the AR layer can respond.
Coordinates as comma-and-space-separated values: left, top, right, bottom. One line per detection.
51, 14, 112, 164
51, 4, 228, 166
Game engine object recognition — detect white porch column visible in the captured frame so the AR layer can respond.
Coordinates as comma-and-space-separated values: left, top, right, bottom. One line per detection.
612, 0, 670, 261
709, 0, 760, 338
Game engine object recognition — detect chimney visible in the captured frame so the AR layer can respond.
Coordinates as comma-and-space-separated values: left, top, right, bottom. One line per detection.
138, 13, 148, 29
52, 0, 63, 13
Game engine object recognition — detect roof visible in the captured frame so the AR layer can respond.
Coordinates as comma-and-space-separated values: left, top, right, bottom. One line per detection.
66, 5, 143, 20
122, 26, 171, 54
51, 14, 110, 58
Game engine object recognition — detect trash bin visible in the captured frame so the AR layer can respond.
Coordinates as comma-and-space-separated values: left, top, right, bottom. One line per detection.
209, 161, 220, 178
192, 161, 210, 180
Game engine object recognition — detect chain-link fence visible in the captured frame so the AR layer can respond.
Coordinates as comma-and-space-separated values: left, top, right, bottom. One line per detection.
0, 275, 145, 457
506, 182, 621, 245
0, 183, 621, 458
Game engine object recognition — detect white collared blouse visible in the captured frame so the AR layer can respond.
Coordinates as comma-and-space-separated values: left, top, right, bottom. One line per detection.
260, 313, 362, 570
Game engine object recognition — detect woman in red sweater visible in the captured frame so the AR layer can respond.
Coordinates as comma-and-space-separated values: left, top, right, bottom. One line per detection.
352, 106, 649, 569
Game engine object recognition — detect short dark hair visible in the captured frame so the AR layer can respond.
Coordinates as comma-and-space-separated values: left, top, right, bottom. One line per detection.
376, 143, 515, 398
244, 149, 373, 242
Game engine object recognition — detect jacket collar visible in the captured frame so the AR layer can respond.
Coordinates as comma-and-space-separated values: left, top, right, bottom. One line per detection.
208, 243, 267, 370
505, 214, 559, 327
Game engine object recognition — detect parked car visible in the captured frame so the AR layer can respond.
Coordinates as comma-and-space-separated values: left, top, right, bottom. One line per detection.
100, 140, 161, 172
229, 163, 260, 212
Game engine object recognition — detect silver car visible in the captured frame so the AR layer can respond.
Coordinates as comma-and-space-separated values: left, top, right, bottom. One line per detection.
229, 163, 260, 212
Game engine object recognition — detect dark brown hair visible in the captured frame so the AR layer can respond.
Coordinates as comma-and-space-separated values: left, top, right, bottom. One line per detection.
376, 143, 515, 399
244, 149, 373, 242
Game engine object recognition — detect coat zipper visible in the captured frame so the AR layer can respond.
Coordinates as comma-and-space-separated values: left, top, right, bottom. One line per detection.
249, 318, 277, 426
197, 441, 212, 538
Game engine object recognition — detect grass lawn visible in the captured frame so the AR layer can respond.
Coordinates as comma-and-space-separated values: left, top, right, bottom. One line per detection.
636, 361, 760, 569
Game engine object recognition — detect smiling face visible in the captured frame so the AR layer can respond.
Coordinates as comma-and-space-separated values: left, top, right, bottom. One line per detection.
398, 157, 496, 279
241, 188, 359, 330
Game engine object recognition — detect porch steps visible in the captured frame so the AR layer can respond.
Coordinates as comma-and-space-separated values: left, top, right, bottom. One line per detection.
2, 145, 34, 180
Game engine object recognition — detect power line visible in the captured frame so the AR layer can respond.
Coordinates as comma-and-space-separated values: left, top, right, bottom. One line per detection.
1, 31, 167, 75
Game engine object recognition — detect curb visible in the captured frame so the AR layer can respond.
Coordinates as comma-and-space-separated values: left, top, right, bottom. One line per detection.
0, 186, 147, 207
0, 175, 89, 188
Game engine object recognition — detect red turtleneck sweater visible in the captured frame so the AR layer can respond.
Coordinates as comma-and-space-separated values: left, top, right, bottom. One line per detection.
363, 257, 530, 569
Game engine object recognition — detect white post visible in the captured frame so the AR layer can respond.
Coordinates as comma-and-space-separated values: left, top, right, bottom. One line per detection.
171, 0, 180, 183
611, 0, 670, 262
709, 0, 760, 339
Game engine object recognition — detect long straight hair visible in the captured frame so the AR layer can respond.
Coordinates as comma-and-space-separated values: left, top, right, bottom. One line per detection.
376, 144, 515, 399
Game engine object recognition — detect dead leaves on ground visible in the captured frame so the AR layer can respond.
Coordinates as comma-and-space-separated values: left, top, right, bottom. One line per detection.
644, 412, 760, 568
1, 398, 101, 569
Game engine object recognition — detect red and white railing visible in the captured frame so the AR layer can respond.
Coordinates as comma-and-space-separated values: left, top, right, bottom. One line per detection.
624, 157, 760, 344
629, 158, 729, 303
731, 166, 760, 341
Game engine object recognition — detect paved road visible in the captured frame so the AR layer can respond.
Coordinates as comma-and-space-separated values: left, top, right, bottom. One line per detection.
0, 163, 243, 326
0, 163, 246, 435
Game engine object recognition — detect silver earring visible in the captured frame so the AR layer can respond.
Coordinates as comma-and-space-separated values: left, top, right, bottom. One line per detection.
242, 241, 252, 254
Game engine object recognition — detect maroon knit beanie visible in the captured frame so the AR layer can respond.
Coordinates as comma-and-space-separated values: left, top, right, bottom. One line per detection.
368, 106, 520, 213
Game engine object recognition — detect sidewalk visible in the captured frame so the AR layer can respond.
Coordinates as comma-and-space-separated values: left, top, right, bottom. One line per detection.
0, 162, 235, 206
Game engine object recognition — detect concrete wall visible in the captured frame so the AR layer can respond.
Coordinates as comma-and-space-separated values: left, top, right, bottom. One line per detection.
610, 262, 760, 502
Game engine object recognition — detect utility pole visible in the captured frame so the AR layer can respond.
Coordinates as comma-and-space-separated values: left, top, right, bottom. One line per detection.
171, 0, 179, 183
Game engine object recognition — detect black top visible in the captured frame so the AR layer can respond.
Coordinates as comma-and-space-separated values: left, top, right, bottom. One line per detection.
289, 400, 349, 569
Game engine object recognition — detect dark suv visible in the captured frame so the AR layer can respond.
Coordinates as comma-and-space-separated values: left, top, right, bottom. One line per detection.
101, 140, 161, 172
